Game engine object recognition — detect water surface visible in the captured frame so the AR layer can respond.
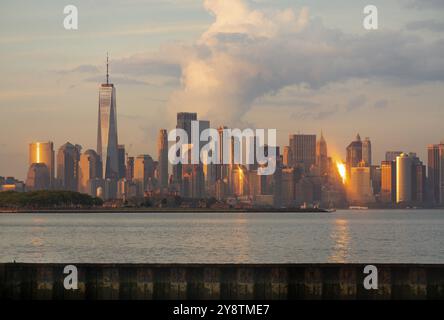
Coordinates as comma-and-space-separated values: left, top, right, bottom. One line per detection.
0, 209, 443, 263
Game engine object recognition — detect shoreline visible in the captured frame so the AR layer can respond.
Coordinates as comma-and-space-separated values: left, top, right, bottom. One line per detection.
0, 207, 333, 214
1, 207, 443, 214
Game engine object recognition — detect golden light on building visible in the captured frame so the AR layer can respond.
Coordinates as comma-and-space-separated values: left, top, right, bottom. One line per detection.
336, 161, 346, 184
29, 141, 55, 186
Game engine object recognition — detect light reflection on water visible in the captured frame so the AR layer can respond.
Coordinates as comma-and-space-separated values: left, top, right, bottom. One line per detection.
0, 209, 443, 263
329, 219, 350, 263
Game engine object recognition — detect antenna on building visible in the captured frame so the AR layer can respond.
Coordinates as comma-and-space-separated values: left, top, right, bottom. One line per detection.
106, 52, 109, 85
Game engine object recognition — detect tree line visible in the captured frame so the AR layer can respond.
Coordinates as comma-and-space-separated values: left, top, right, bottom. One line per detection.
0, 191, 103, 209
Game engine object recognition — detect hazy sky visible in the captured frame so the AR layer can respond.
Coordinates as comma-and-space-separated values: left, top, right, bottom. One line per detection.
1, 0, 443, 180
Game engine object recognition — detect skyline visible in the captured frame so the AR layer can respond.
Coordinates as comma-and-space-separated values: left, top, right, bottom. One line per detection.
1, 0, 444, 179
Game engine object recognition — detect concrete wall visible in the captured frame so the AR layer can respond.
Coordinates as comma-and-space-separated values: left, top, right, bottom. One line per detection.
0, 264, 443, 300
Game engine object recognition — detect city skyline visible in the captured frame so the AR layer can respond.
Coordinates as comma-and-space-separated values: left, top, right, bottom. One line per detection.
1, 0, 444, 180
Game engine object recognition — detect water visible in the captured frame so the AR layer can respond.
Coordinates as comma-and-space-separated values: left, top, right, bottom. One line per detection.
0, 209, 443, 263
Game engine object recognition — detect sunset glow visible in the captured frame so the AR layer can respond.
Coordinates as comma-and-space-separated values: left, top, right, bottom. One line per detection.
336, 161, 346, 184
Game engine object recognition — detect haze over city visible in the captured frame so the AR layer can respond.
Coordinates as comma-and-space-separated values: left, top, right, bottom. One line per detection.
1, 0, 444, 180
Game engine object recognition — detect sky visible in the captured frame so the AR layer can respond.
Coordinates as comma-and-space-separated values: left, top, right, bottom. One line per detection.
1, 0, 443, 180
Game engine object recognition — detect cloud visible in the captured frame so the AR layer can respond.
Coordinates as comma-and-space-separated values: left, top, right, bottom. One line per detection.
374, 99, 389, 109
56, 64, 100, 74
403, 0, 444, 9
346, 95, 367, 112
85, 75, 151, 86
160, 0, 444, 126
406, 19, 444, 32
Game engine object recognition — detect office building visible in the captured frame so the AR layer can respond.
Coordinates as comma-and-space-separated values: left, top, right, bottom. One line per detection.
29, 141, 55, 187
157, 129, 169, 190
362, 137, 372, 166
346, 134, 363, 176
97, 54, 119, 180
316, 132, 328, 176
78, 149, 102, 195
381, 161, 396, 203
289, 134, 316, 171
117, 145, 126, 180
348, 161, 374, 205
57, 142, 81, 191
386, 151, 403, 162
428, 143, 444, 205
26, 163, 50, 191
396, 153, 412, 204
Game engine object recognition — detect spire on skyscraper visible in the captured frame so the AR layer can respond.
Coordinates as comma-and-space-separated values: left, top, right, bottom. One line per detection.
106, 52, 109, 85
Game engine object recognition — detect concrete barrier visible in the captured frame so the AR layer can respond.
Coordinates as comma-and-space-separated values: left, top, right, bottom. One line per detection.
0, 264, 443, 300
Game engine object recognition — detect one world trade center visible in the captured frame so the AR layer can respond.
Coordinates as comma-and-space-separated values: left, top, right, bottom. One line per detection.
97, 54, 119, 181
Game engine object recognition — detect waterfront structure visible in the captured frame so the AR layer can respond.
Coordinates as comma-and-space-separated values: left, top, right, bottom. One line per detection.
316, 132, 328, 177
381, 161, 396, 203
362, 137, 372, 166
29, 141, 55, 187
157, 129, 169, 191
396, 153, 412, 204
57, 142, 81, 191
0, 177, 25, 192
289, 134, 316, 172
97, 55, 119, 181
25, 163, 50, 191
78, 149, 102, 195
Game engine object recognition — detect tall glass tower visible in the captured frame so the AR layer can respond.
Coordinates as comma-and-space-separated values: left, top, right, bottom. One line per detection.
97, 54, 119, 180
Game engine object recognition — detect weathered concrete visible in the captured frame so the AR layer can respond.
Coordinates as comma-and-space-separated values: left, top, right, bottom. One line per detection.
0, 264, 443, 300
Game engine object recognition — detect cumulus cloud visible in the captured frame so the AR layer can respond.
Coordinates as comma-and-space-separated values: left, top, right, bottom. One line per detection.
406, 19, 444, 32
57, 64, 100, 74
403, 0, 444, 9
163, 0, 444, 126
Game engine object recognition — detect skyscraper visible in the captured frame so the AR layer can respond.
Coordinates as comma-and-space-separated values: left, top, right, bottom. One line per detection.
289, 134, 316, 171
157, 129, 169, 190
385, 151, 403, 162
316, 132, 328, 176
26, 163, 50, 191
134, 155, 155, 195
78, 149, 101, 195
29, 141, 55, 188
117, 145, 126, 180
176, 112, 197, 143
381, 160, 396, 203
97, 54, 119, 181
126, 156, 134, 182
346, 134, 363, 176
57, 142, 81, 191
348, 162, 374, 205
396, 153, 412, 204
362, 137, 372, 166
173, 113, 197, 186
428, 143, 444, 205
